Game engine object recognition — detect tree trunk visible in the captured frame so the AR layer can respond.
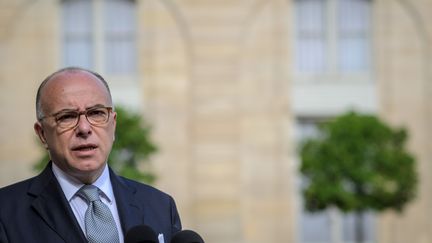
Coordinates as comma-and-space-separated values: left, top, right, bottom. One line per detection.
354, 210, 365, 243
329, 207, 342, 243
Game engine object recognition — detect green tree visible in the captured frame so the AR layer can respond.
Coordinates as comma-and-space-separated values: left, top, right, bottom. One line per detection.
34, 106, 157, 184
300, 111, 417, 243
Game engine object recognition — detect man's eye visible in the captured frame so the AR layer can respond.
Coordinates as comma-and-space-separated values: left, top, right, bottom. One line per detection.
87, 109, 107, 117
56, 113, 77, 122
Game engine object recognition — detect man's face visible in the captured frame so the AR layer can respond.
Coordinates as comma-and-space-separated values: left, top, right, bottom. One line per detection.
34, 71, 116, 183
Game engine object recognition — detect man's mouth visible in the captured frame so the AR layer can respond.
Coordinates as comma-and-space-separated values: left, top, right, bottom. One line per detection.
72, 144, 98, 151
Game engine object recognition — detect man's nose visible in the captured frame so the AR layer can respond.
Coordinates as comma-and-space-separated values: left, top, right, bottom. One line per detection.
75, 114, 92, 136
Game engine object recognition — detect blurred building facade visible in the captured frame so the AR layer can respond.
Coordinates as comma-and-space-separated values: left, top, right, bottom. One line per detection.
0, 0, 431, 242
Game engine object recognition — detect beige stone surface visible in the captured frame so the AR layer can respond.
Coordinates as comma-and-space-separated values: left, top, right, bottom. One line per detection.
1, 0, 432, 242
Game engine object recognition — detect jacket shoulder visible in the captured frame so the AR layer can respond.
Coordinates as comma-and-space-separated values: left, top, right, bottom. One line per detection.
0, 177, 38, 216
0, 177, 35, 200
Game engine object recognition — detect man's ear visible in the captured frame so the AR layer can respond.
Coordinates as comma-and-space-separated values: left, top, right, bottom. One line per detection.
34, 121, 48, 149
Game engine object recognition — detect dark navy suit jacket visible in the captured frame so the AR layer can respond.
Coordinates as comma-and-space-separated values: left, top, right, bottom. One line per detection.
0, 162, 181, 243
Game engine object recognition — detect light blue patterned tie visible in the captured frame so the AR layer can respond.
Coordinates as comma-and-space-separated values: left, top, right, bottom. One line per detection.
78, 185, 120, 243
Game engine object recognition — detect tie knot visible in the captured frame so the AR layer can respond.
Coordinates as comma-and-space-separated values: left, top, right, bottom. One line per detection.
78, 185, 101, 202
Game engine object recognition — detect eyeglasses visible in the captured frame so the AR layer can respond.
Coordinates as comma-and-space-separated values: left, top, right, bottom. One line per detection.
40, 106, 113, 129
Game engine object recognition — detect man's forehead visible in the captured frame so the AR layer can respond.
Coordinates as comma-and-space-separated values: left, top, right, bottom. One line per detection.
44, 70, 107, 93
39, 72, 112, 108
49, 69, 97, 84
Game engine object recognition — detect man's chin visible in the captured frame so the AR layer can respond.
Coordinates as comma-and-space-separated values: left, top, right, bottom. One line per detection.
69, 161, 106, 182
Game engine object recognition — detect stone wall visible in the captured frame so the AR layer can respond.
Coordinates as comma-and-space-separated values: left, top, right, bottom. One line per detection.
1, 0, 432, 242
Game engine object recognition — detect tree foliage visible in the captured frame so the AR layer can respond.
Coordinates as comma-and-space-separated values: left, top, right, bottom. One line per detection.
34, 106, 158, 184
300, 111, 417, 213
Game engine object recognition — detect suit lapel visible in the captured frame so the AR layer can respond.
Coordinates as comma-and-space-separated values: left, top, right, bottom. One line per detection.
29, 164, 144, 241
29, 163, 86, 243
110, 169, 143, 233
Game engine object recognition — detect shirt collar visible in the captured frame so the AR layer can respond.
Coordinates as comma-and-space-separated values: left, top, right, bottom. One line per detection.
51, 162, 115, 203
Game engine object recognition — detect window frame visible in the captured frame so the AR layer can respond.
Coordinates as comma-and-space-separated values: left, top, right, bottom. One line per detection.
61, 0, 137, 77
293, 0, 373, 82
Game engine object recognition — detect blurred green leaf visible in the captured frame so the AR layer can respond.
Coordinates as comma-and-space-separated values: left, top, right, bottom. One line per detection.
300, 111, 417, 212
299, 111, 417, 242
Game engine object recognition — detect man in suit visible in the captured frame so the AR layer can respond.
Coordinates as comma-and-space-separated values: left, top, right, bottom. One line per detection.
0, 67, 181, 243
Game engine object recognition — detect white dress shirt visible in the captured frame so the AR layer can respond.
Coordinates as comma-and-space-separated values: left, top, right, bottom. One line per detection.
51, 163, 124, 242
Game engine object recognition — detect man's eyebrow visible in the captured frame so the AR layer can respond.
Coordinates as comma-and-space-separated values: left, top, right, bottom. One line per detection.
51, 108, 79, 116
86, 104, 107, 109
51, 104, 107, 115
